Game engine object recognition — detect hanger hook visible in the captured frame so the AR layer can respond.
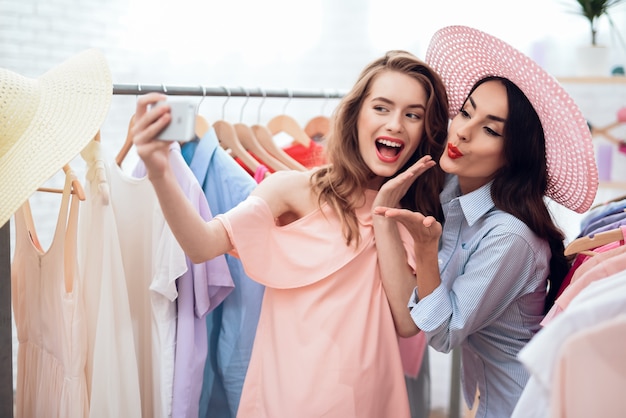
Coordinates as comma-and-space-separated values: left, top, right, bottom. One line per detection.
162, 83, 168, 94
198, 85, 207, 111
221, 86, 231, 120
257, 87, 267, 124
239, 86, 250, 123
136, 83, 142, 101
321, 89, 330, 115
282, 89, 293, 114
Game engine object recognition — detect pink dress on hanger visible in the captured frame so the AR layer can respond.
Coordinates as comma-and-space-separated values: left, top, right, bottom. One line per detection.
217, 190, 413, 418
12, 173, 88, 418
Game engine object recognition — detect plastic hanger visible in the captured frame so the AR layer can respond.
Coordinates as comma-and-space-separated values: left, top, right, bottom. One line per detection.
564, 226, 626, 256
304, 90, 332, 142
251, 88, 306, 171
266, 89, 312, 147
212, 86, 261, 173
233, 87, 289, 172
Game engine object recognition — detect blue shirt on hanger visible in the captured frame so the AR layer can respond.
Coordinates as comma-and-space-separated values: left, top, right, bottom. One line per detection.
182, 129, 265, 418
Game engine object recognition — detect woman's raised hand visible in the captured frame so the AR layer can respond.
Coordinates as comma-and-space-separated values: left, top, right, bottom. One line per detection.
132, 92, 174, 180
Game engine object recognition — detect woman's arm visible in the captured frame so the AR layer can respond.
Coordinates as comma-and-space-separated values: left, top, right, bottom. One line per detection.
133, 92, 233, 263
372, 156, 438, 336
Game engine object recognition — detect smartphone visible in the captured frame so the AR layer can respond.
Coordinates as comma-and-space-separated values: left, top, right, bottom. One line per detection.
151, 100, 196, 142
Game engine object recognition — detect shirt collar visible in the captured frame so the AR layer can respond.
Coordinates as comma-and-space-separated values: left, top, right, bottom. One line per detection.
441, 175, 496, 227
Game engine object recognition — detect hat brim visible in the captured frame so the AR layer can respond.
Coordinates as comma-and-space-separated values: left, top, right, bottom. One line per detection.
426, 25, 598, 213
0, 49, 112, 227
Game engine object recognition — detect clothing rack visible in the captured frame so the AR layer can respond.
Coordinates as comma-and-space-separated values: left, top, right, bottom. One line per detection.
112, 84, 346, 99
110, 83, 463, 418
0, 82, 344, 417
1, 83, 463, 418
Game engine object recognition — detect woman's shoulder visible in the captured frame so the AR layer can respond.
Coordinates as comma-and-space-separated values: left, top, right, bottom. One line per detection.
483, 208, 549, 250
264, 168, 316, 186
251, 169, 319, 221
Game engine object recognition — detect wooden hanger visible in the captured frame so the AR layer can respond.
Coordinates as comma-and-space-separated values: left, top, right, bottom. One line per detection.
267, 114, 312, 147
196, 115, 210, 138
564, 227, 626, 256
36, 129, 97, 200
304, 92, 332, 141
304, 115, 330, 142
252, 124, 306, 171
212, 87, 260, 173
248, 88, 304, 171
232, 88, 289, 171
116, 113, 135, 167
37, 163, 86, 201
266, 92, 311, 147
213, 121, 260, 172
234, 123, 289, 171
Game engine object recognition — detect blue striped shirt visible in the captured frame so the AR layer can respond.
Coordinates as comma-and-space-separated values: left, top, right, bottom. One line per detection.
408, 176, 550, 418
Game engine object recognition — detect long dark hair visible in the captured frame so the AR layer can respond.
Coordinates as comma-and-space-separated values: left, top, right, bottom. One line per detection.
470, 76, 569, 314
311, 50, 449, 246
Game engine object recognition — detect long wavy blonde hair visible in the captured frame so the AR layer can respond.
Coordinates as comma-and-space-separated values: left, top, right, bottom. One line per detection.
310, 50, 449, 247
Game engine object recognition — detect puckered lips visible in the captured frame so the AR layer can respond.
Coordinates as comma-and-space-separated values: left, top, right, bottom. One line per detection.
447, 142, 463, 159
376, 136, 404, 163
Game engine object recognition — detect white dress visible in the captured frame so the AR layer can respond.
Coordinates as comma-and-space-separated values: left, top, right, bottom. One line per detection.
107, 152, 187, 418
12, 172, 88, 418
78, 140, 142, 418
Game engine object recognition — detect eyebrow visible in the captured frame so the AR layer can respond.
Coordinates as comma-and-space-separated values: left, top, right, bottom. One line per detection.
372, 96, 425, 110
468, 96, 506, 123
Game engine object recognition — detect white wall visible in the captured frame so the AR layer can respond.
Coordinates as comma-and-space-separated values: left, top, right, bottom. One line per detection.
4, 0, 625, 243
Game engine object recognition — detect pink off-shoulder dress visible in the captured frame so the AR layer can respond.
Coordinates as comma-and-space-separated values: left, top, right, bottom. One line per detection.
216, 190, 413, 418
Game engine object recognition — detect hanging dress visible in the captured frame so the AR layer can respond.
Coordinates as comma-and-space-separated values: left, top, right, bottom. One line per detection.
78, 140, 142, 418
12, 172, 88, 418
107, 155, 186, 418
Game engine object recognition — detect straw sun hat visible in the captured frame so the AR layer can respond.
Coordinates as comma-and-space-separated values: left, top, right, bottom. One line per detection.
426, 25, 598, 214
0, 49, 112, 227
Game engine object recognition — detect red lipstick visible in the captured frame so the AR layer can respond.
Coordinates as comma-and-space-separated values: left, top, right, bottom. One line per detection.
447, 143, 463, 159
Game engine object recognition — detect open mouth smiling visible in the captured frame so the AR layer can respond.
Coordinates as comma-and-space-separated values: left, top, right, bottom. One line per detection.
376, 137, 404, 162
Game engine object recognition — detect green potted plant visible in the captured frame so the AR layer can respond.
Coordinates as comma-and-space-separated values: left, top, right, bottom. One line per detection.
569, 0, 626, 46
564, 0, 626, 75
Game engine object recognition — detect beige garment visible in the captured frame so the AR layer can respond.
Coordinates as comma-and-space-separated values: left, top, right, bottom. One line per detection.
108, 159, 186, 418
79, 141, 142, 418
550, 314, 626, 417
12, 173, 88, 418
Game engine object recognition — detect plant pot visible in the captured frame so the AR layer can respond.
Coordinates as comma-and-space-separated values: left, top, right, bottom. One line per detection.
576, 45, 610, 77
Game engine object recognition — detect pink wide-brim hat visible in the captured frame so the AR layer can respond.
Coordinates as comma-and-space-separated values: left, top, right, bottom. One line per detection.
426, 25, 598, 214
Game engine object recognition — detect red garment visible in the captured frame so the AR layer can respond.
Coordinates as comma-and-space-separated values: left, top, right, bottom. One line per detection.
283, 141, 326, 168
